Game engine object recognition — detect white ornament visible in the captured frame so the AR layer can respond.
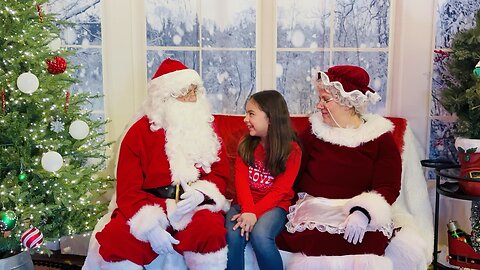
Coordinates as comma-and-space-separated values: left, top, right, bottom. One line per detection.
41, 151, 63, 172
69, 120, 89, 140
17, 72, 39, 94
50, 120, 65, 133
48, 37, 62, 51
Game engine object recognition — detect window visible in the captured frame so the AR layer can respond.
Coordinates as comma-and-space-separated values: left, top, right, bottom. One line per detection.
145, 0, 391, 115
145, 0, 256, 114
277, 0, 390, 114
44, 0, 104, 122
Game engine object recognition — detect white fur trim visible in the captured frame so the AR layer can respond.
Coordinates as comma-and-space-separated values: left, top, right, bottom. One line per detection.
287, 253, 392, 270
147, 69, 202, 102
385, 226, 429, 270
183, 246, 228, 270
191, 180, 229, 212
344, 191, 391, 229
309, 113, 393, 147
166, 199, 195, 231
128, 204, 169, 242
99, 260, 143, 270
391, 125, 434, 263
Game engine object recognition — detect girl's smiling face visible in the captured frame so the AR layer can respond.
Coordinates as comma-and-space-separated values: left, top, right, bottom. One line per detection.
244, 99, 269, 142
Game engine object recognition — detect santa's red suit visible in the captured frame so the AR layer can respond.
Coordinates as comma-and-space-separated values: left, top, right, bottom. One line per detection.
82, 58, 230, 270
277, 113, 430, 269
96, 116, 229, 267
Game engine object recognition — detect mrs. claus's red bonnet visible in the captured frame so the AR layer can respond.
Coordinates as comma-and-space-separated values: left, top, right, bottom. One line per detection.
316, 65, 381, 112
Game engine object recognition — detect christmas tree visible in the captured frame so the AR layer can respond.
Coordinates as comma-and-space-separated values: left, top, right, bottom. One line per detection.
439, 10, 480, 139
0, 0, 112, 257
439, 9, 480, 253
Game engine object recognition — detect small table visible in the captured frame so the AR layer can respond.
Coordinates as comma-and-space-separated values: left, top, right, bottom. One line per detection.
422, 159, 480, 270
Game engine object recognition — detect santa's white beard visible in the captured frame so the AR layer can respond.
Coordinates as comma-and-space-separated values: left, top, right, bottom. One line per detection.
163, 96, 221, 184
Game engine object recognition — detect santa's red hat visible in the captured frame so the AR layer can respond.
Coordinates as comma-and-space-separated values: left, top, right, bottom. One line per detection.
148, 58, 202, 100
316, 65, 381, 111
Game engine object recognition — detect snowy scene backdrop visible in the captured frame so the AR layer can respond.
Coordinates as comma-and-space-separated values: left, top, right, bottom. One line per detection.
145, 0, 390, 115
45, 0, 480, 168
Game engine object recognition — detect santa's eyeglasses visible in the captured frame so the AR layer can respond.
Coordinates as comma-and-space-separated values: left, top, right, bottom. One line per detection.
171, 85, 198, 98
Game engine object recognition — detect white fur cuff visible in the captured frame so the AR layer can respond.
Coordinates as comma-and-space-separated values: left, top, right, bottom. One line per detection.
128, 204, 169, 242
343, 191, 392, 228
190, 180, 228, 212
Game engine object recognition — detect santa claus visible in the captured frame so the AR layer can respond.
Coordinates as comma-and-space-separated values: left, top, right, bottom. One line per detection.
83, 58, 230, 270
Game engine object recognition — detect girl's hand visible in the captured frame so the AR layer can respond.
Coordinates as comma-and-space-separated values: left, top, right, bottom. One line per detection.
230, 213, 241, 223
232, 212, 257, 240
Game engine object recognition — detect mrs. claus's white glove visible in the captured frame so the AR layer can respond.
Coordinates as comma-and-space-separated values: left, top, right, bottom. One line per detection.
147, 226, 179, 255
341, 211, 369, 245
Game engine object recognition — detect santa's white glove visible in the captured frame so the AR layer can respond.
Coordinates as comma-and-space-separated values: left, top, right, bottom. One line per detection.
168, 208, 185, 225
175, 187, 205, 215
146, 226, 179, 255
341, 210, 369, 245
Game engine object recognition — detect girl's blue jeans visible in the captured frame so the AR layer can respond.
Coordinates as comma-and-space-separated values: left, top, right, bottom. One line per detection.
225, 204, 287, 270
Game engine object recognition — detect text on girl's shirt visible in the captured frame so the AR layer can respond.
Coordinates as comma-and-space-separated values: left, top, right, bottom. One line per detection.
248, 161, 274, 192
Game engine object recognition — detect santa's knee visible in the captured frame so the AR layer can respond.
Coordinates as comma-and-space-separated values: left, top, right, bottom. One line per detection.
198, 225, 227, 251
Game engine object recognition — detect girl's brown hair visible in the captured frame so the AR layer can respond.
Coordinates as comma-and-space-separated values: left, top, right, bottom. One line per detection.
238, 90, 299, 176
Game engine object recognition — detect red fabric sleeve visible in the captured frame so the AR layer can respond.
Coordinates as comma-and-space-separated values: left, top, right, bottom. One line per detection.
371, 132, 402, 204
115, 122, 160, 219
252, 143, 302, 217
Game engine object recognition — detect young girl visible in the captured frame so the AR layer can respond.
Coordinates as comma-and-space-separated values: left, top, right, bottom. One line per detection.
225, 90, 302, 270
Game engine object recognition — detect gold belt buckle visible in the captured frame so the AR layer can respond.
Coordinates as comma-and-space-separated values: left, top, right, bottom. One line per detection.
175, 184, 180, 203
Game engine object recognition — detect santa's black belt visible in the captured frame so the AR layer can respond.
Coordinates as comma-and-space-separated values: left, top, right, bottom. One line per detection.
144, 184, 184, 200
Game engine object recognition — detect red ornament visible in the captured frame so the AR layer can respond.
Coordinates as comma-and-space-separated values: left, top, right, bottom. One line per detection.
46, 56, 67, 74
21, 227, 43, 248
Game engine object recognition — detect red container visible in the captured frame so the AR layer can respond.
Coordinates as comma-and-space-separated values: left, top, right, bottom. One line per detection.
447, 234, 480, 269
458, 152, 480, 196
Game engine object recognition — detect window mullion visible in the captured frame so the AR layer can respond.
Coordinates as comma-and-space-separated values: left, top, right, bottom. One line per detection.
258, 0, 277, 91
